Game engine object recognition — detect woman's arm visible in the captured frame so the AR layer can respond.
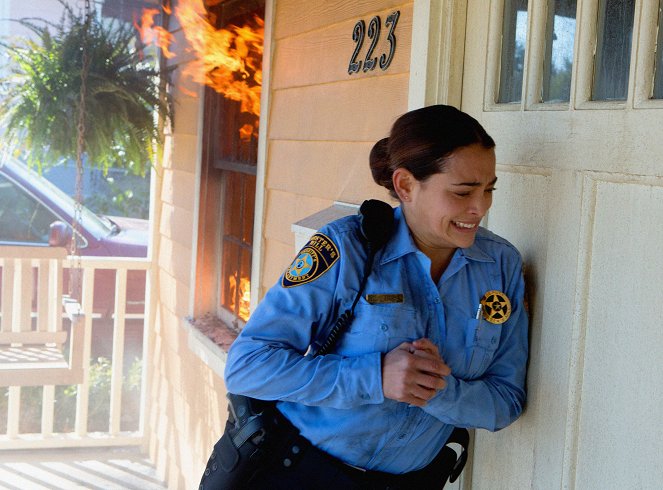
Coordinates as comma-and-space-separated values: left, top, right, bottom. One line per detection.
421, 258, 529, 431
224, 228, 386, 409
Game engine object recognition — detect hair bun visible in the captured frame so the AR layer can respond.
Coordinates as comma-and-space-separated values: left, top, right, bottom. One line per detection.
369, 138, 394, 191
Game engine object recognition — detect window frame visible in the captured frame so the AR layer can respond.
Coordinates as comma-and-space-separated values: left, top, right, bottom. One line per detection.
483, 0, 663, 112
190, 0, 273, 330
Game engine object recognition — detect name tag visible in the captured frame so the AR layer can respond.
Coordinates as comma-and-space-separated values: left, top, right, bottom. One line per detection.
365, 294, 404, 304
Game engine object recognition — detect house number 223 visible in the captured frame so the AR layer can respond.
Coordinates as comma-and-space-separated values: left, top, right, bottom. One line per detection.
348, 11, 400, 75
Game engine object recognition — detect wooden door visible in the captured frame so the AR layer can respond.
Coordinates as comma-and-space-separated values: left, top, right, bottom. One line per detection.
458, 1, 663, 488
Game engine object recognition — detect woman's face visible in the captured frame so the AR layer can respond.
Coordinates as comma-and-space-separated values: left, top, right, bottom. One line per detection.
398, 143, 497, 255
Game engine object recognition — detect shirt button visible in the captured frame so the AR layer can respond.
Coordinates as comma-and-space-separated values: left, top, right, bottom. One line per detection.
398, 433, 406, 440
434, 297, 441, 304
381, 323, 388, 331
283, 458, 292, 467
291, 445, 300, 454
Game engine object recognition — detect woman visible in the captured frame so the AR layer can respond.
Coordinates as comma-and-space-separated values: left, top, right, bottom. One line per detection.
220, 105, 528, 488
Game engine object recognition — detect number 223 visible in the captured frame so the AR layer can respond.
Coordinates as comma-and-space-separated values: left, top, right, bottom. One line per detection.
348, 11, 400, 75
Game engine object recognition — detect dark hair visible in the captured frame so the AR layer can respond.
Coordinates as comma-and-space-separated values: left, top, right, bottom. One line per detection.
369, 105, 495, 198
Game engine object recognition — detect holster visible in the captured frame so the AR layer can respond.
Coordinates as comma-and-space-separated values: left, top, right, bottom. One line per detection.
199, 394, 280, 489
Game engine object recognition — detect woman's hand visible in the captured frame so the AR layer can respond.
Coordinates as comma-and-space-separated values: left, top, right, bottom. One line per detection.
382, 338, 451, 407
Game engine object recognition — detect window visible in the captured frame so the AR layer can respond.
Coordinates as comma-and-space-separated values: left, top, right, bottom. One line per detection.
653, 1, 663, 99
542, 0, 576, 103
591, 0, 635, 101
490, 0, 662, 108
195, 0, 264, 329
498, 0, 529, 103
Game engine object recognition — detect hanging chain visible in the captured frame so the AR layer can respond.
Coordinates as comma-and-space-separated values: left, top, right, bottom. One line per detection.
70, 0, 92, 299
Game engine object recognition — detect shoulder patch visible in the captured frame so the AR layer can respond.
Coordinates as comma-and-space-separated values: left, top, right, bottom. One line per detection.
282, 233, 340, 288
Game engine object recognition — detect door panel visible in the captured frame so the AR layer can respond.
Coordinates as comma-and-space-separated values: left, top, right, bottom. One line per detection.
459, 1, 663, 488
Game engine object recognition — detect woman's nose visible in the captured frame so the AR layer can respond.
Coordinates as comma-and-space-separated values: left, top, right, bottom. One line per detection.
468, 193, 491, 215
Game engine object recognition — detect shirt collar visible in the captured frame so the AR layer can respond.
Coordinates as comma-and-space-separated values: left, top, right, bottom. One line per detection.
380, 206, 495, 264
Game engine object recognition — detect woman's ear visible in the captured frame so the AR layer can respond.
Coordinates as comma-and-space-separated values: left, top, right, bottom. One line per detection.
392, 168, 415, 202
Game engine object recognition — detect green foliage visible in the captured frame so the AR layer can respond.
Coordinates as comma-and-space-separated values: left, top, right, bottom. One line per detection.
0, 2, 170, 175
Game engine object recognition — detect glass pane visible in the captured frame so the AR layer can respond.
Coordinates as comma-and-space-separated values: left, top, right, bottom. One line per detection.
498, 0, 529, 104
242, 174, 256, 246
653, 1, 663, 99
592, 0, 635, 101
237, 248, 252, 321
223, 171, 242, 238
220, 239, 240, 316
542, 0, 577, 103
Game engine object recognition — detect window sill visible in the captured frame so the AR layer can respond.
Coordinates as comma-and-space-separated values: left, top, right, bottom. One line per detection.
183, 314, 239, 379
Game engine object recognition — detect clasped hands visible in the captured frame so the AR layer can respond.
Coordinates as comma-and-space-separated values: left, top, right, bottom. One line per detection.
382, 338, 450, 407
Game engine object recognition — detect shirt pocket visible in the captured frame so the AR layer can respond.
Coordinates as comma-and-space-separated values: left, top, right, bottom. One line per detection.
335, 302, 419, 356
465, 318, 501, 378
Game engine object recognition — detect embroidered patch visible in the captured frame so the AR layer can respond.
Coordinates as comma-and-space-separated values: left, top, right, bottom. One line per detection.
282, 233, 340, 288
480, 290, 512, 324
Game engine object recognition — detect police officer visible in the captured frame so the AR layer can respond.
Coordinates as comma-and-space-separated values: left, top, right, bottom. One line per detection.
222, 105, 528, 489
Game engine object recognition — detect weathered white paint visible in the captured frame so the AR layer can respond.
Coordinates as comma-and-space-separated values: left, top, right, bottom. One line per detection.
450, 1, 663, 488
408, 0, 468, 109
250, 0, 275, 314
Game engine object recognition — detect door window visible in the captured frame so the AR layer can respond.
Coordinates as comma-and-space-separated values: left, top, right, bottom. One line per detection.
542, 0, 577, 103
653, 1, 663, 98
498, 0, 529, 103
591, 0, 635, 101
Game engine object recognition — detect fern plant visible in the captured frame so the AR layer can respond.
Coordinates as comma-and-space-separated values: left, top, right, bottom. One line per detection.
0, 3, 170, 174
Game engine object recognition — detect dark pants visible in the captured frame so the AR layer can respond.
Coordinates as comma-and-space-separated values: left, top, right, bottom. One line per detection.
246, 430, 461, 489
200, 405, 467, 490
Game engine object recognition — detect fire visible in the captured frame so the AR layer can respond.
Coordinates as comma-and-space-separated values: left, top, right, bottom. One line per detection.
238, 277, 251, 321
227, 275, 251, 321
134, 8, 176, 59
239, 123, 255, 142
136, 0, 263, 119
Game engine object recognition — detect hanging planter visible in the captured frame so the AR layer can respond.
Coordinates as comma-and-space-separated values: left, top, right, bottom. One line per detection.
0, 2, 170, 175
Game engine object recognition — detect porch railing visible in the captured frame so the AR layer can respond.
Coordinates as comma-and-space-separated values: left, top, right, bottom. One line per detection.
0, 253, 152, 450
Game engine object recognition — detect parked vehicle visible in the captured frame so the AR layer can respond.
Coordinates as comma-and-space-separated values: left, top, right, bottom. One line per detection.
0, 155, 149, 316
0, 156, 148, 256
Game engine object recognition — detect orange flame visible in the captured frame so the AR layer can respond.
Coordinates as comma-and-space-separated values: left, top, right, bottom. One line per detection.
136, 0, 263, 120
227, 275, 251, 321
134, 8, 176, 59
239, 123, 256, 143
238, 277, 251, 321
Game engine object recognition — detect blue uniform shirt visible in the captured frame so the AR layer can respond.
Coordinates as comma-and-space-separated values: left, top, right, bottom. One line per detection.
225, 206, 528, 474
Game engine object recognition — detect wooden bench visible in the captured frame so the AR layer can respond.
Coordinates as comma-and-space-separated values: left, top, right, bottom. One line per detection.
0, 246, 84, 386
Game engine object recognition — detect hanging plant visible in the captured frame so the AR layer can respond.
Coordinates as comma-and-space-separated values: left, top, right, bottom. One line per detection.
0, 2, 171, 175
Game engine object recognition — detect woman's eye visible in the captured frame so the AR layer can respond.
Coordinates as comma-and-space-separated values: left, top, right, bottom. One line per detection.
485, 187, 497, 193
454, 192, 470, 197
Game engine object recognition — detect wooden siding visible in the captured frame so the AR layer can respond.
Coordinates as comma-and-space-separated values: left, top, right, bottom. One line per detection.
148, 80, 228, 488
274, 0, 407, 39
263, 1, 413, 288
272, 5, 412, 89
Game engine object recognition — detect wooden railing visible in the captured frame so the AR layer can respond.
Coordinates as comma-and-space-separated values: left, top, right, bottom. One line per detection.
0, 252, 152, 450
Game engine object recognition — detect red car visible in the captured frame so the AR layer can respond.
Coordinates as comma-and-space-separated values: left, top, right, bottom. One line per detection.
0, 156, 149, 316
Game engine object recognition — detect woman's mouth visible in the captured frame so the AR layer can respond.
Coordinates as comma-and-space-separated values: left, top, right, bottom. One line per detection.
452, 220, 478, 231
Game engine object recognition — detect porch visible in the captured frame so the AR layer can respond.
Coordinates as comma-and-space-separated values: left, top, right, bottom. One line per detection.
0, 249, 166, 487
0, 446, 165, 489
